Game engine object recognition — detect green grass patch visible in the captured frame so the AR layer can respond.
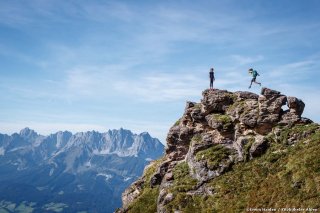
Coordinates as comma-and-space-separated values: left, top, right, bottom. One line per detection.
214, 114, 232, 124
143, 159, 162, 184
211, 114, 233, 131
172, 162, 198, 193
127, 187, 159, 213
191, 134, 202, 145
243, 137, 255, 161
195, 145, 234, 170
127, 158, 164, 213
174, 118, 181, 126
279, 123, 319, 144
166, 193, 212, 213
166, 162, 199, 212
227, 100, 245, 112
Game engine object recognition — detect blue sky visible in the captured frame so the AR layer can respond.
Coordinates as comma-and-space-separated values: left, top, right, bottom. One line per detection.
0, 0, 320, 144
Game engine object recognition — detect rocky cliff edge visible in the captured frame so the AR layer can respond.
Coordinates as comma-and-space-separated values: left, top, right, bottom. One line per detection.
117, 88, 320, 212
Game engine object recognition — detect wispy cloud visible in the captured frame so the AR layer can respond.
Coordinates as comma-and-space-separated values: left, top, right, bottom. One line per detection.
113, 71, 205, 102
231, 55, 264, 66
268, 59, 318, 79
1, 0, 320, 145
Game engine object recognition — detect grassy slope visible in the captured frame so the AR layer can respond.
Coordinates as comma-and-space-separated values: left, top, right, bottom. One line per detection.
126, 159, 163, 213
129, 124, 320, 213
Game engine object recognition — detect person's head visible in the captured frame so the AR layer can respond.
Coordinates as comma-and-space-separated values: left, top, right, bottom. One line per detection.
210, 68, 214, 71
248, 68, 253, 72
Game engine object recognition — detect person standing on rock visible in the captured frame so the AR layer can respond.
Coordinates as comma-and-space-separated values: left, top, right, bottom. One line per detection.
209, 68, 215, 89
248, 68, 261, 89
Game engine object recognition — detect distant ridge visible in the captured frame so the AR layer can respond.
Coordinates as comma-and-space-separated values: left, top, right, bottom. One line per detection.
0, 128, 164, 213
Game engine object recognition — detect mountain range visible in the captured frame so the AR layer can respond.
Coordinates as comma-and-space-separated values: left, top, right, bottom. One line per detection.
0, 128, 164, 213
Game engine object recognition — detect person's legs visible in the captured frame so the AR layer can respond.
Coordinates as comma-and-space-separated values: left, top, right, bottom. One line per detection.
210, 79, 213, 89
256, 80, 261, 86
249, 78, 254, 88
253, 78, 261, 86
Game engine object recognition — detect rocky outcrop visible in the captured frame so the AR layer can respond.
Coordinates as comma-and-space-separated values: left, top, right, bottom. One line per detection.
118, 88, 318, 213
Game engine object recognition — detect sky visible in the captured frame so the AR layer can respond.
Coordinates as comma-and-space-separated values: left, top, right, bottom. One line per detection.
0, 0, 320, 144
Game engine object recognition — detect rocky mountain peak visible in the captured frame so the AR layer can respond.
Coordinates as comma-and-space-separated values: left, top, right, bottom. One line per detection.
140, 132, 151, 137
165, 87, 308, 162
0, 128, 164, 212
118, 88, 319, 213
19, 127, 38, 140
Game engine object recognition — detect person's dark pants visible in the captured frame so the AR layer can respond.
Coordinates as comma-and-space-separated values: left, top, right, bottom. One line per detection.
249, 77, 261, 88
210, 79, 214, 89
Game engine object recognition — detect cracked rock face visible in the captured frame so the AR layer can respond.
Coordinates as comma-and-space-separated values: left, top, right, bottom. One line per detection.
118, 87, 313, 213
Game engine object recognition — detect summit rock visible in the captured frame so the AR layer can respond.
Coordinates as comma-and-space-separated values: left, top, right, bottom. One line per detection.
118, 88, 320, 213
